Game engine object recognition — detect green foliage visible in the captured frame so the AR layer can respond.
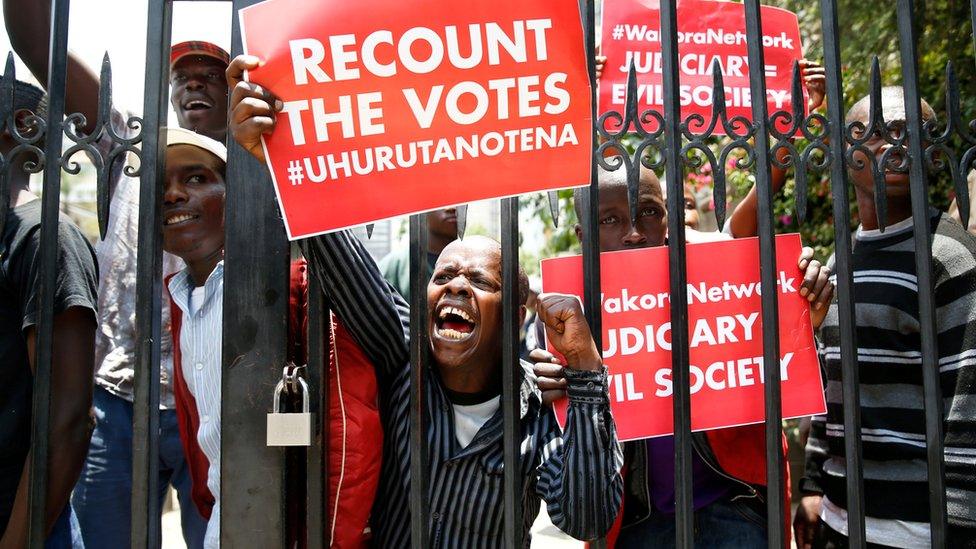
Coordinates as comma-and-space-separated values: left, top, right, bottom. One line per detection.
523, 189, 581, 260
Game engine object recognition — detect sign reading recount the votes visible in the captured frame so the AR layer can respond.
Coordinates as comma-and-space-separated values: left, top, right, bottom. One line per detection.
239, 0, 592, 239
541, 234, 826, 442
600, 0, 805, 136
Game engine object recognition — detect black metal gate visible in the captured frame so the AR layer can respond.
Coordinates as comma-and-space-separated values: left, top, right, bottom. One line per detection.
11, 0, 976, 547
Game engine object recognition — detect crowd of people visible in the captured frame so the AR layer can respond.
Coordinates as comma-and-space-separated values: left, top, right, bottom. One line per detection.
0, 1, 974, 548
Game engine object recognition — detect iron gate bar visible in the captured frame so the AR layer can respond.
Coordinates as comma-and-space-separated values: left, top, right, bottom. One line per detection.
581, 0, 602, 346
658, 1, 695, 545
895, 0, 948, 544
305, 273, 329, 549
223, 2, 292, 546
28, 0, 70, 545
0, 55, 17, 238
819, 0, 867, 545
742, 1, 787, 546
130, 1, 172, 545
500, 196, 522, 548
408, 213, 430, 548
924, 61, 973, 230
581, 2, 605, 543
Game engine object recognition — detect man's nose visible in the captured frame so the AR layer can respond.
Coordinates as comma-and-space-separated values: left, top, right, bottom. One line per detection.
184, 75, 205, 91
445, 275, 471, 296
163, 181, 189, 205
622, 227, 647, 246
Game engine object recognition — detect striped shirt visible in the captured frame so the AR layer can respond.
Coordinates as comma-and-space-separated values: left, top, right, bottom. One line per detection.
169, 262, 224, 549
299, 232, 623, 548
805, 210, 976, 546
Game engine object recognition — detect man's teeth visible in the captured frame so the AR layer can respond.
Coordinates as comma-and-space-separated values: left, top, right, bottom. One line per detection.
166, 214, 195, 225
437, 327, 469, 340
437, 306, 473, 323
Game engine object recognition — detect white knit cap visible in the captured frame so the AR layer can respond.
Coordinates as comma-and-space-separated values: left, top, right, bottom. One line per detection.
165, 127, 227, 162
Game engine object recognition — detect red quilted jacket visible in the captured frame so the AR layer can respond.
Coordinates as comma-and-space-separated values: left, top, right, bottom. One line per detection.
168, 261, 382, 547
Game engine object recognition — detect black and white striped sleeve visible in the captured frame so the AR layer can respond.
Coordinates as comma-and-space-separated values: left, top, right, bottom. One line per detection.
299, 231, 410, 383
534, 366, 623, 540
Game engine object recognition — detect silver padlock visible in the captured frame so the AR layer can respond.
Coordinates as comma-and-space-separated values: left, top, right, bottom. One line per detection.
266, 375, 313, 447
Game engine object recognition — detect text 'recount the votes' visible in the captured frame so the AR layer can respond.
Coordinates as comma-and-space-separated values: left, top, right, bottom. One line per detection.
281, 19, 572, 145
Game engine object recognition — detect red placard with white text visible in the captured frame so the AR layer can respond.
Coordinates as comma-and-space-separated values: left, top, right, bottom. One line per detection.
240, 0, 592, 239
540, 234, 825, 442
599, 0, 805, 135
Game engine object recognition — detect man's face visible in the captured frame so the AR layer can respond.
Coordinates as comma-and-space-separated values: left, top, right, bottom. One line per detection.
162, 145, 226, 262
683, 187, 700, 229
578, 176, 667, 252
170, 55, 229, 140
848, 113, 911, 199
427, 208, 459, 240
427, 237, 503, 369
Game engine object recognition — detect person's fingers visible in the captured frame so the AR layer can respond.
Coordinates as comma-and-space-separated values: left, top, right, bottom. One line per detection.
799, 259, 821, 298
238, 116, 277, 138
226, 54, 262, 88
812, 268, 833, 309
537, 377, 568, 392
798, 246, 814, 270
231, 81, 281, 113
233, 96, 276, 124
536, 296, 568, 334
533, 362, 565, 380
528, 348, 557, 364
541, 389, 566, 406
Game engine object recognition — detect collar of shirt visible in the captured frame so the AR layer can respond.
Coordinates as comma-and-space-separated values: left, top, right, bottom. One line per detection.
168, 261, 225, 316
437, 361, 543, 460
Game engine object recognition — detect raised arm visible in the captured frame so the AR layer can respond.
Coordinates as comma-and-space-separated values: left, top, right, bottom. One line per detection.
532, 294, 623, 540
727, 60, 825, 238
299, 232, 411, 385
3, 0, 101, 135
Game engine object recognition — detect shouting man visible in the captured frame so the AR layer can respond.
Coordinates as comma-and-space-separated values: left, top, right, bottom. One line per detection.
227, 54, 623, 546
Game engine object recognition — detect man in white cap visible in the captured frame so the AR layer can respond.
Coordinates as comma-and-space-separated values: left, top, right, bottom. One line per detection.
161, 128, 228, 549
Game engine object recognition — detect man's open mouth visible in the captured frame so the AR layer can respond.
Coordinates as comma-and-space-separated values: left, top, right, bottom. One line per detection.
435, 305, 476, 341
164, 213, 200, 226
183, 99, 213, 112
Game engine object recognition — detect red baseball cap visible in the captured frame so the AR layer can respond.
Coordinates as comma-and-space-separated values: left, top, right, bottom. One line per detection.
170, 41, 230, 67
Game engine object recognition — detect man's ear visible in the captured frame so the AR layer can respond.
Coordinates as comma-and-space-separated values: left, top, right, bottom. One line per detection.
574, 223, 583, 242
519, 304, 526, 327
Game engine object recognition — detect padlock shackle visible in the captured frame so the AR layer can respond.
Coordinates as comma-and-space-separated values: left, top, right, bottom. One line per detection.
272, 376, 311, 413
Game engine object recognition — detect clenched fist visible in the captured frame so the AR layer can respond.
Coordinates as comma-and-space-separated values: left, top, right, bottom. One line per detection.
536, 293, 602, 372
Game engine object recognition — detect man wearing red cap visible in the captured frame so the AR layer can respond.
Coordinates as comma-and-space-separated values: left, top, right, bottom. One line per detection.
169, 42, 231, 143
2, 2, 230, 547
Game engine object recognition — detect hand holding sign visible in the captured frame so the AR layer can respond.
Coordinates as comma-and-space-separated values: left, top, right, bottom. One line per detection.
228, 55, 282, 163
537, 293, 602, 372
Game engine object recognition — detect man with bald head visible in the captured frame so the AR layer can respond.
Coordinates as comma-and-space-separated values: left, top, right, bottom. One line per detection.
795, 87, 976, 548
227, 54, 623, 546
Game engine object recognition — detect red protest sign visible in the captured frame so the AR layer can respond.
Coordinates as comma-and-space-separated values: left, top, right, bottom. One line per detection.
239, 0, 592, 239
599, 0, 805, 135
540, 234, 825, 442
